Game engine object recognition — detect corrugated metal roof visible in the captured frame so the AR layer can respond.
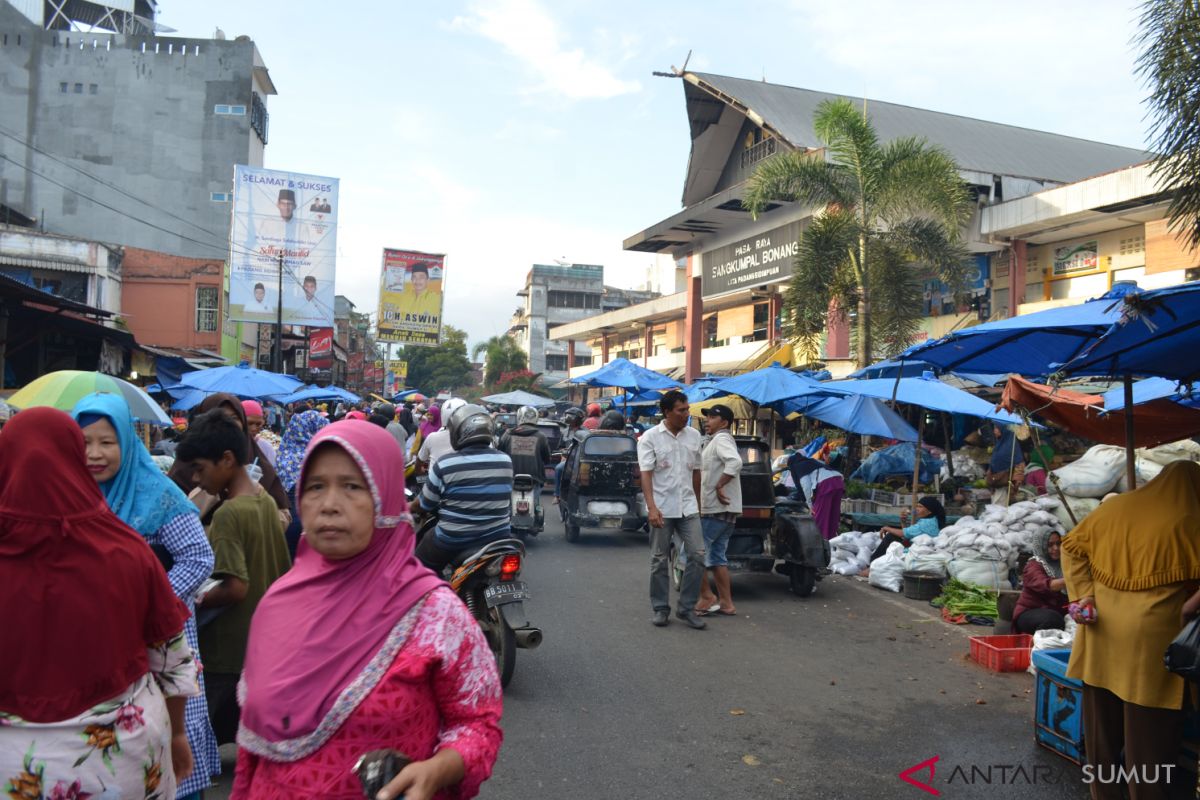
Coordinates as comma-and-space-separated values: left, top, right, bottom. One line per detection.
689, 72, 1149, 184
0, 255, 99, 274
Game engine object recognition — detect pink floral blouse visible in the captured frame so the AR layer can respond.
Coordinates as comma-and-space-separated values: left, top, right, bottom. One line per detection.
231, 587, 503, 800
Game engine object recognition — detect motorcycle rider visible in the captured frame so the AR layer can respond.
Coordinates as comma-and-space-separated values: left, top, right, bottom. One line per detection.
598, 409, 626, 431
498, 406, 552, 520
417, 397, 466, 471
554, 406, 585, 504
416, 404, 514, 572
582, 402, 603, 430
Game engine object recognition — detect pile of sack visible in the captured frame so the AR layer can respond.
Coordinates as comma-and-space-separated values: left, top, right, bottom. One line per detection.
828, 530, 882, 576
1047, 440, 1200, 526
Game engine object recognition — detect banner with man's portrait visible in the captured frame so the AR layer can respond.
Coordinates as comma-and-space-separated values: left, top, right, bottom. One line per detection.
228, 165, 339, 327
377, 248, 445, 346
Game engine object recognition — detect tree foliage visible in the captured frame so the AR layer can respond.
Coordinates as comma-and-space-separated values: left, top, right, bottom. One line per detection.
472, 335, 529, 388
743, 99, 971, 366
491, 369, 544, 394
1137, 0, 1200, 248
402, 326, 475, 392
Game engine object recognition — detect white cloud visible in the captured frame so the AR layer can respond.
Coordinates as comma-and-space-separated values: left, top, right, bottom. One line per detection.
451, 0, 641, 100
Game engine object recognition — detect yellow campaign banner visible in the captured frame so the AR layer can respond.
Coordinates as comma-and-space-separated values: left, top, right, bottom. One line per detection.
378, 248, 445, 347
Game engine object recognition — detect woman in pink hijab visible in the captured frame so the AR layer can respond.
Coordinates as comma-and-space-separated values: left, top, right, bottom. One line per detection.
231, 421, 502, 800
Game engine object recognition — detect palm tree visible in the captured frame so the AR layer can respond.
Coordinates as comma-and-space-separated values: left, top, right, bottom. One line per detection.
472, 335, 528, 387
743, 99, 971, 367
1137, 0, 1200, 248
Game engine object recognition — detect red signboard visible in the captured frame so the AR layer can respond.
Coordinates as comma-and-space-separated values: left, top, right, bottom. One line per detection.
309, 327, 334, 369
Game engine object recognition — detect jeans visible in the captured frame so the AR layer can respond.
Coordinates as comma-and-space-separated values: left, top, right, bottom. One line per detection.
554, 461, 566, 497
649, 514, 704, 613
701, 515, 735, 567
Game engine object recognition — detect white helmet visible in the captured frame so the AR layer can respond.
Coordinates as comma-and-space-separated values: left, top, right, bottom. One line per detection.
516, 405, 538, 425
441, 397, 467, 421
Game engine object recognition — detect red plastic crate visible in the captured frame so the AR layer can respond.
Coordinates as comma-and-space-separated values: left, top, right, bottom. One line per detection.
969, 634, 1033, 672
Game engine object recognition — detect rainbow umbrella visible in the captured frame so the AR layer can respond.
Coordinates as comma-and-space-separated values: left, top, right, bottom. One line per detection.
7, 370, 172, 425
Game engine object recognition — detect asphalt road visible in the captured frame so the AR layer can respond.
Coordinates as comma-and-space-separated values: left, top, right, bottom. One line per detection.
210, 509, 1103, 800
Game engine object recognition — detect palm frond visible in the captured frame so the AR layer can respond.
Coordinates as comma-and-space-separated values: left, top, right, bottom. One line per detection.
876, 138, 972, 228
883, 218, 972, 293
866, 245, 924, 358
812, 99, 883, 205
743, 150, 854, 217
781, 211, 858, 358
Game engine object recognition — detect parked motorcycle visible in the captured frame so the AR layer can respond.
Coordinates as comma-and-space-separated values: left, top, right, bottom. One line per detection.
510, 473, 543, 537
415, 514, 542, 688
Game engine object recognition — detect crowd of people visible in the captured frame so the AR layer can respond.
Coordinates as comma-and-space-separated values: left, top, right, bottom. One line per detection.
0, 393, 507, 799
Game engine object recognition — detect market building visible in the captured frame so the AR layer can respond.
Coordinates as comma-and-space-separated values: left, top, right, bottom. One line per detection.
551, 71, 1149, 383
506, 263, 658, 388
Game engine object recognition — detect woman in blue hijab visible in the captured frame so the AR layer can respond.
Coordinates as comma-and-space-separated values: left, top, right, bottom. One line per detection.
72, 392, 219, 800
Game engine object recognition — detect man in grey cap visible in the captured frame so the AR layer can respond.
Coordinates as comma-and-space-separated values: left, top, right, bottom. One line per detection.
696, 403, 742, 616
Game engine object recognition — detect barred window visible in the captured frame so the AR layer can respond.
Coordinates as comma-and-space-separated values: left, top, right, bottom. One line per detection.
196, 286, 219, 332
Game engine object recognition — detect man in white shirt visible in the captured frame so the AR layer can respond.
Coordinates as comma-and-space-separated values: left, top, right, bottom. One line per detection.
638, 389, 706, 629
245, 282, 274, 314
696, 404, 742, 617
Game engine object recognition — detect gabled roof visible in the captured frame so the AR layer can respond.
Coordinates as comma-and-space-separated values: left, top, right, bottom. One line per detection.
683, 71, 1149, 206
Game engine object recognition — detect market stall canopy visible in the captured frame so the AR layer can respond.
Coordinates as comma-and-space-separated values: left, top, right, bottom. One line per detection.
481, 390, 556, 408
709, 363, 840, 409
1055, 281, 1200, 382
569, 357, 680, 393
273, 385, 362, 405
824, 372, 1025, 425
849, 357, 1009, 387
781, 394, 919, 442
178, 362, 303, 399
1001, 375, 1200, 448
605, 389, 663, 407
899, 283, 1141, 377
7, 370, 172, 426
1102, 377, 1200, 412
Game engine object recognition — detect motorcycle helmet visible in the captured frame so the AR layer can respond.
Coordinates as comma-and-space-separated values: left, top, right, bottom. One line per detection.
441, 397, 467, 422
586, 402, 602, 418
448, 403, 494, 450
599, 410, 626, 431
516, 405, 539, 426
563, 406, 584, 427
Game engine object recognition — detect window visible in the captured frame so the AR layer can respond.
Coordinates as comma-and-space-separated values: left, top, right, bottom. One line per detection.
547, 290, 600, 309
59, 82, 68, 93
73, 83, 82, 94
210, 192, 231, 202
88, 84, 97, 95
250, 92, 269, 144
196, 286, 219, 332
214, 104, 246, 116
545, 354, 569, 371
33, 273, 87, 303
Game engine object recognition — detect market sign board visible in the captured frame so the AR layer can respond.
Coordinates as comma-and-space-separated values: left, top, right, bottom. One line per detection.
308, 327, 333, 369
701, 220, 805, 299
1053, 240, 1099, 276
228, 165, 339, 326
377, 248, 445, 347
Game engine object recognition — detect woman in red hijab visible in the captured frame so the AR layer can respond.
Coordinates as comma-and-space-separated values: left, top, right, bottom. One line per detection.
231, 420, 502, 800
0, 408, 198, 798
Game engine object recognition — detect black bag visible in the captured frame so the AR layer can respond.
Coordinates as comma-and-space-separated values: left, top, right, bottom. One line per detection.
1164, 617, 1200, 680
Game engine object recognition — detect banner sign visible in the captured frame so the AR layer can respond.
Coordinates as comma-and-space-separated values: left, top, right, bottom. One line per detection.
308, 327, 333, 369
701, 220, 805, 298
228, 165, 339, 326
377, 248, 445, 346
385, 360, 407, 396
1053, 240, 1099, 276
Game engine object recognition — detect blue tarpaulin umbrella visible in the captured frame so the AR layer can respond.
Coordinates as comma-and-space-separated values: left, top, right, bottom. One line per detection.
179, 362, 303, 398
1057, 281, 1200, 382
481, 390, 556, 408
825, 372, 1026, 425
708, 363, 840, 409
781, 394, 920, 442
848, 357, 1009, 387
569, 357, 679, 393
900, 284, 1141, 377
1102, 377, 1200, 412
273, 385, 362, 405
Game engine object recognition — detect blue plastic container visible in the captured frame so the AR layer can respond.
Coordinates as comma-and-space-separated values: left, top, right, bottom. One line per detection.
1033, 648, 1085, 764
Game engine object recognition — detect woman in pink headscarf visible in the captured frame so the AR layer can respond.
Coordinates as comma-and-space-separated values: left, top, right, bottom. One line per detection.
407, 404, 442, 464
230, 421, 502, 800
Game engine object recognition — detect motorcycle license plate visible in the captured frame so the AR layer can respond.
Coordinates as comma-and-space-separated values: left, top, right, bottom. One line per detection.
484, 581, 530, 607
599, 517, 622, 528
727, 557, 750, 571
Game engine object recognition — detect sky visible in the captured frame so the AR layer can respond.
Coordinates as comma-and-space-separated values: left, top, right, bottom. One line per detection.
164, 0, 1153, 354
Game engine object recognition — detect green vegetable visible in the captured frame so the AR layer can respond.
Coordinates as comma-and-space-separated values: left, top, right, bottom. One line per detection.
930, 579, 999, 618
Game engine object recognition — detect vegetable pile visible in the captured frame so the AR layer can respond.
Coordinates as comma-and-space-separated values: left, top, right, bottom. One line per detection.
930, 579, 998, 619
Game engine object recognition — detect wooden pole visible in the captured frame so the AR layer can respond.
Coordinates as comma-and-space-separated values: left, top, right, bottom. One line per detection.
1123, 374, 1137, 492
941, 411, 955, 479
911, 412, 925, 515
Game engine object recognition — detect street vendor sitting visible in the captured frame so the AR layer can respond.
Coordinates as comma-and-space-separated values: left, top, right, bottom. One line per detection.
1012, 529, 1068, 633
868, 496, 946, 563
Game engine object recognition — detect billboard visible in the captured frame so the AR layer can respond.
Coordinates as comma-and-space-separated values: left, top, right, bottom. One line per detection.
308, 327, 333, 369
385, 359, 407, 396
378, 248, 445, 346
228, 165, 338, 326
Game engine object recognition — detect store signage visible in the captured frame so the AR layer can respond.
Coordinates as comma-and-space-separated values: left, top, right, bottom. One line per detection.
701, 220, 805, 298
1053, 241, 1098, 276
308, 327, 333, 369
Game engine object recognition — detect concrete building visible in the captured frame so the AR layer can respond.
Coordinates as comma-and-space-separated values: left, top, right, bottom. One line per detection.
507, 263, 658, 387
552, 71, 1150, 382
121, 245, 223, 353
0, 0, 276, 259
0, 225, 122, 315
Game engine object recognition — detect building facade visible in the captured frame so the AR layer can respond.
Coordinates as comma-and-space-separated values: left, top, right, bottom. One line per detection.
552, 70, 1150, 381
0, 0, 275, 259
0, 225, 122, 315
121, 245, 224, 352
508, 263, 658, 387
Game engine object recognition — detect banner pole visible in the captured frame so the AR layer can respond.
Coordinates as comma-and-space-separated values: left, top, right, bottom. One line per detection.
273, 251, 284, 373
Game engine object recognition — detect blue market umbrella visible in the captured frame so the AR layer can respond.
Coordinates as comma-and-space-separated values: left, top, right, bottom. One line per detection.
781, 394, 919, 442
1057, 281, 1200, 382
1102, 377, 1200, 412
849, 357, 1009, 388
900, 283, 1141, 377
708, 363, 841, 409
273, 385, 362, 405
825, 372, 1025, 425
179, 362, 303, 398
570, 357, 679, 393
481, 390, 556, 408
